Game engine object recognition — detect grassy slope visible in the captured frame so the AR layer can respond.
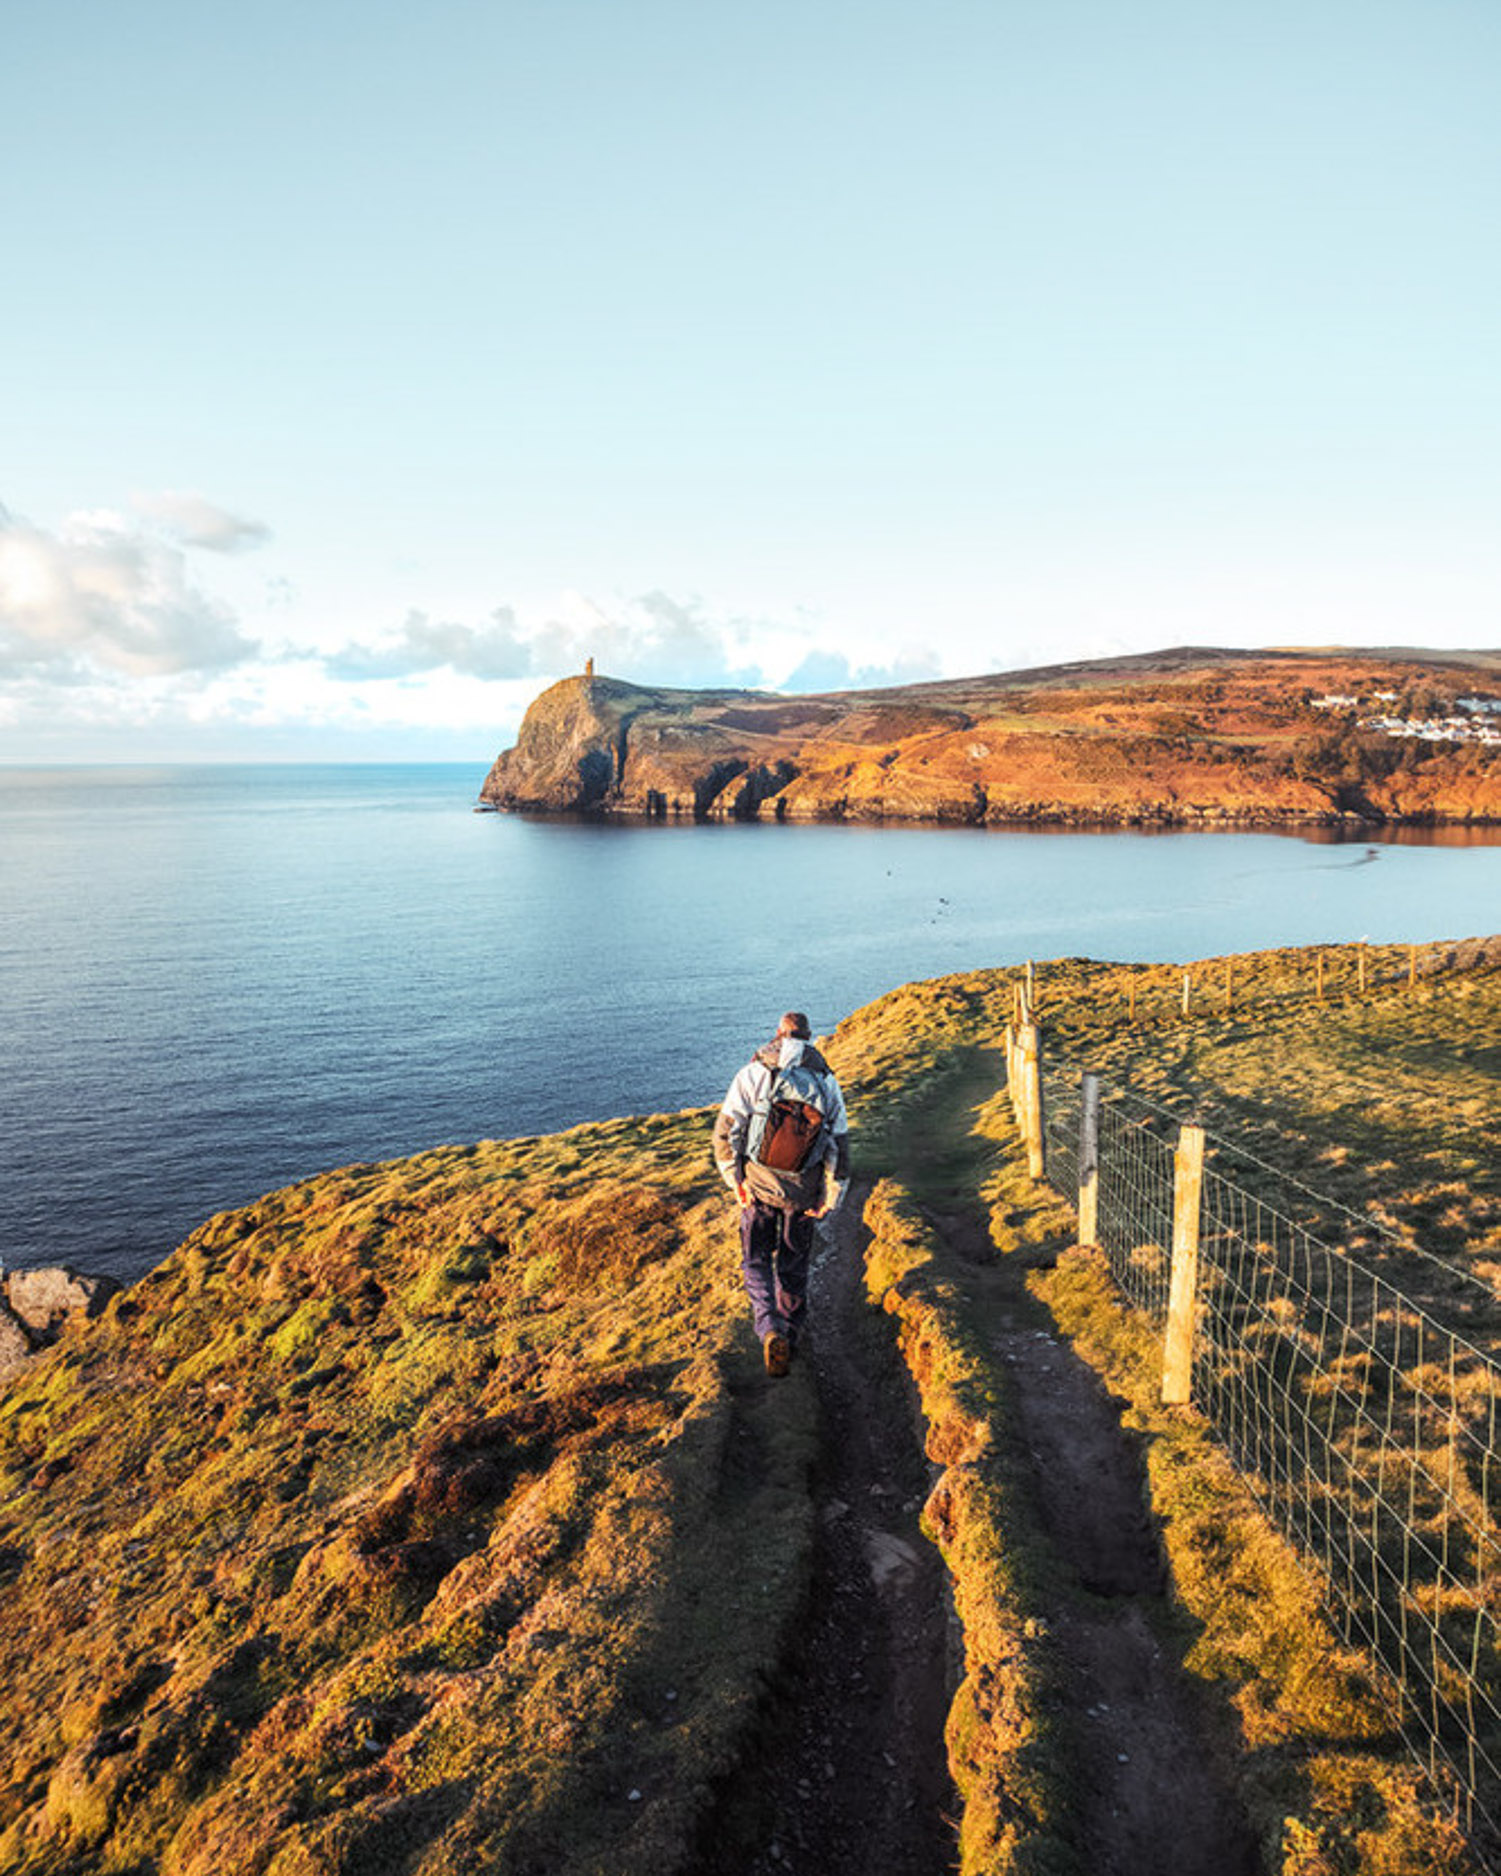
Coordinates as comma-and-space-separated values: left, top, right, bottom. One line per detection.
0, 1116, 818, 1875
836, 942, 1499, 1874
2, 939, 1496, 1874
1029, 936, 1501, 1295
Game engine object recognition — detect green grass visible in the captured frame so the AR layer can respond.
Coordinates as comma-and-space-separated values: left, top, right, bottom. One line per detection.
0, 1117, 818, 1875
863, 1180, 1080, 1875
1026, 938, 1501, 1292
830, 941, 1494, 1873
2, 937, 1494, 1874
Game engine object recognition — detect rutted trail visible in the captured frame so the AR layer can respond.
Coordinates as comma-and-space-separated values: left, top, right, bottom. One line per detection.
699, 1190, 958, 1875
707, 957, 1498, 1872
705, 1039, 1257, 1874
887, 1051, 1257, 1875
945, 1202, 1256, 1876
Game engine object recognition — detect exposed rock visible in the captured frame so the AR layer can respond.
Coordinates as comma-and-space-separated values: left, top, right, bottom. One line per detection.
480, 649, 1501, 827
5, 1266, 120, 1343
0, 1303, 33, 1379
480, 675, 837, 817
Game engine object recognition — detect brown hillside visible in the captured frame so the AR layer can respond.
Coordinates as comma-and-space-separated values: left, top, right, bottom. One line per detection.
480, 647, 1501, 827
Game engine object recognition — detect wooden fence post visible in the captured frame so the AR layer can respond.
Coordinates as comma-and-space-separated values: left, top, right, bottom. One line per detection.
1026, 958, 1036, 1017
1019, 1022, 1046, 1181
1181, 970, 1191, 1018
1162, 1124, 1206, 1405
1078, 1071, 1100, 1246
1316, 951, 1325, 1003
1358, 944, 1368, 996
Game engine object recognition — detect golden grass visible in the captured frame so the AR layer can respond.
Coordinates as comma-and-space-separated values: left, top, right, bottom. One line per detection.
0, 1116, 818, 1875
2, 935, 1495, 1873
830, 941, 1497, 1874
1036, 1242, 1471, 1874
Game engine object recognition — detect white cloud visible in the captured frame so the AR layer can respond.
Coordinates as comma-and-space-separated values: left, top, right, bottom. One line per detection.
1, 518, 980, 759
781, 647, 943, 693
526, 590, 764, 689
0, 504, 259, 679
0, 655, 535, 762
132, 490, 272, 554
318, 590, 767, 691
324, 607, 534, 681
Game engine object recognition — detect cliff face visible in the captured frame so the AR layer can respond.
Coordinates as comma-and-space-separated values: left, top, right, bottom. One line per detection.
479, 675, 844, 818
480, 649, 1501, 826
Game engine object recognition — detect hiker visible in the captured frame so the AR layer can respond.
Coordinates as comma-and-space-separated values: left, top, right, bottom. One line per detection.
713, 1011, 850, 1376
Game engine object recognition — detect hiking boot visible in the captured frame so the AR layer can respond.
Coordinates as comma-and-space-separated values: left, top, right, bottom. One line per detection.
763, 1331, 791, 1377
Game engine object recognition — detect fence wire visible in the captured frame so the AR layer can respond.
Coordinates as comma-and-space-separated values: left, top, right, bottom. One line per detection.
1091, 1099, 1179, 1322
1041, 1075, 1079, 1197
1027, 1054, 1501, 1852
1041, 1065, 1177, 1320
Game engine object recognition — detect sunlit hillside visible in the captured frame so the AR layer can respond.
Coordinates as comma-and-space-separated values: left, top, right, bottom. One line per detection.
0, 1118, 821, 1874
2, 937, 1497, 1873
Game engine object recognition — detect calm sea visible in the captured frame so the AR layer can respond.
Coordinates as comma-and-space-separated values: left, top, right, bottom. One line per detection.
3, 763, 1499, 1283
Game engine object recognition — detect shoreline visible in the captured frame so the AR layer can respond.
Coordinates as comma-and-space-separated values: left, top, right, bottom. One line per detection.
484, 799, 1501, 835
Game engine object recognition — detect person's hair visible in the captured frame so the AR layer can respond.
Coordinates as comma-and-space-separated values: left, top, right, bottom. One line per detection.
778, 1010, 811, 1039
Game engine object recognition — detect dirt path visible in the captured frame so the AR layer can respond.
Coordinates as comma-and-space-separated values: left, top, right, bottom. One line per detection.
936, 1202, 1258, 1876
699, 1189, 959, 1876
700, 1045, 1255, 1876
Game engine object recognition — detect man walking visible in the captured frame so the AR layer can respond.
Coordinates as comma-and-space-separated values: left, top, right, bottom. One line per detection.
714, 1011, 850, 1376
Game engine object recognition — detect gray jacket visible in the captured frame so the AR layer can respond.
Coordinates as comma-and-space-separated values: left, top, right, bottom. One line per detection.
713, 1036, 850, 1213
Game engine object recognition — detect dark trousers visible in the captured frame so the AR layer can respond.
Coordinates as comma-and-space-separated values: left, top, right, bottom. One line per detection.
739, 1201, 814, 1345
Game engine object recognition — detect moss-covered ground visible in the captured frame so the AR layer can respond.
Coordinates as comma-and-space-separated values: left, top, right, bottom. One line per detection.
837, 937, 1499, 1874
0, 1116, 819, 1875
1, 935, 1495, 1873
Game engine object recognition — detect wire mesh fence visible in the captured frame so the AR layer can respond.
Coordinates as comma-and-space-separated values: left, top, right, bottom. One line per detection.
1057, 935, 1501, 1033
1023, 1045, 1501, 1851
1195, 1169, 1501, 1827
1040, 1074, 1079, 1197
1094, 1099, 1178, 1323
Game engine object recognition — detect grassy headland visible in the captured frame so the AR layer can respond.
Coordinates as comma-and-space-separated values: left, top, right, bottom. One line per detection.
481, 649, 1501, 826
2, 937, 1497, 1872
0, 1118, 818, 1874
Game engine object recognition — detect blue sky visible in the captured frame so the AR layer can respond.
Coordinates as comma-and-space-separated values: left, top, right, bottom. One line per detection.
3, 0, 1499, 760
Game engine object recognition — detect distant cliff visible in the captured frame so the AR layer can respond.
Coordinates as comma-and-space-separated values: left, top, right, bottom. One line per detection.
479, 647, 1501, 827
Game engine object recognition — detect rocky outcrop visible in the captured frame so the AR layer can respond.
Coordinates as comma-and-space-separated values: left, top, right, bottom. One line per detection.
480, 676, 843, 817
0, 1305, 32, 1381
479, 650, 1501, 827
0, 1265, 120, 1379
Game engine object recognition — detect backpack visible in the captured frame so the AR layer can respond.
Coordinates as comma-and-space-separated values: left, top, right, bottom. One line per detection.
747, 1061, 833, 1173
